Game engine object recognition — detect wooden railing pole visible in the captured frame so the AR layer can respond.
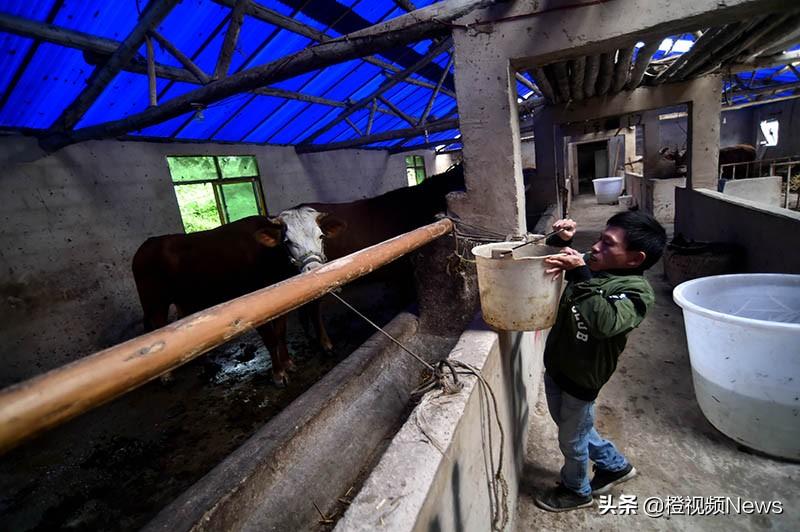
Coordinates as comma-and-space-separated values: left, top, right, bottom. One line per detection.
0, 218, 453, 454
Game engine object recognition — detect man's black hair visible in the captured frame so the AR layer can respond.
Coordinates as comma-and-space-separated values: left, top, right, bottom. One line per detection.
606, 210, 667, 271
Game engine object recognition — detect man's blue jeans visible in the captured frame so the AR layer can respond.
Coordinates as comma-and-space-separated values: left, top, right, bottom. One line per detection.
544, 372, 628, 496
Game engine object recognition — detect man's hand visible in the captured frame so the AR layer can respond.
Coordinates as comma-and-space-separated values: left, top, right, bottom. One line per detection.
552, 218, 577, 241
544, 247, 585, 280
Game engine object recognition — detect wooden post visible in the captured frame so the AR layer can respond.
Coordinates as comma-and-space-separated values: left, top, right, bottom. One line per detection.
146, 34, 157, 107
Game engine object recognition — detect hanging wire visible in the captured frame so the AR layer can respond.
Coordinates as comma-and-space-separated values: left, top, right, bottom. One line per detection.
330, 289, 510, 530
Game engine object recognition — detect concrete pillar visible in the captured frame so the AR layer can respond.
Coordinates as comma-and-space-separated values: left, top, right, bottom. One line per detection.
642, 110, 661, 178
531, 107, 560, 216
687, 75, 722, 189
449, 30, 526, 237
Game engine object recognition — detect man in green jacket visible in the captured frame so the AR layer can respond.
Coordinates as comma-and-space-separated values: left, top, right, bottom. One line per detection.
534, 210, 666, 512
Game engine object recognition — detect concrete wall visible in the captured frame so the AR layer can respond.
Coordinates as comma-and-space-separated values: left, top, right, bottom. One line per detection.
626, 172, 685, 224
722, 176, 783, 207
0, 135, 431, 386
659, 107, 755, 151
675, 187, 800, 273
336, 318, 546, 532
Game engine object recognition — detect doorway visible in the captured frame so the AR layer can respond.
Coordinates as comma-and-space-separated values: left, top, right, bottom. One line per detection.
576, 140, 608, 193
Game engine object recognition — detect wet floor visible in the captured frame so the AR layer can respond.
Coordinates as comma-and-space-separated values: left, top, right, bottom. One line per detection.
0, 279, 412, 531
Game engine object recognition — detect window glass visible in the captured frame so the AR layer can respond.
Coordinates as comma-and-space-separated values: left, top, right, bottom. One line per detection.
219, 156, 259, 178
222, 182, 260, 222
167, 156, 218, 182
173, 183, 221, 232
166, 155, 265, 233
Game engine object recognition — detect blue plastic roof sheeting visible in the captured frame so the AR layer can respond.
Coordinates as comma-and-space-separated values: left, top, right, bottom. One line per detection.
0, 34, 35, 97
1, 1, 798, 151
54, 1, 141, 42
0, 42, 91, 129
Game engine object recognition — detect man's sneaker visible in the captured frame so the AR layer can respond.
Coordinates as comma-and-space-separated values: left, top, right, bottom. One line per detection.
535, 485, 593, 512
590, 463, 637, 494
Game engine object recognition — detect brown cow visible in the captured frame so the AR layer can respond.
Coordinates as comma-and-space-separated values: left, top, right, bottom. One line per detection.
132, 208, 344, 386
300, 163, 465, 345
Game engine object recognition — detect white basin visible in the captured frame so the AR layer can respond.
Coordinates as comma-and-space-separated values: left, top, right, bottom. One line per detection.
673, 274, 800, 460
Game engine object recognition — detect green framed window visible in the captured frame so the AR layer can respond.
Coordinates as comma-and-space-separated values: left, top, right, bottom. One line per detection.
405, 155, 427, 185
166, 155, 267, 233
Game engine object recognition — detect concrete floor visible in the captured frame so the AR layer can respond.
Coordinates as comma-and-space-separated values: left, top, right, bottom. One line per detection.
517, 193, 800, 531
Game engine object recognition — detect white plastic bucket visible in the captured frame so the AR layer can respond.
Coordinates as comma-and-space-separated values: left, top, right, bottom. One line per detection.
673, 274, 800, 460
592, 177, 624, 204
471, 241, 563, 331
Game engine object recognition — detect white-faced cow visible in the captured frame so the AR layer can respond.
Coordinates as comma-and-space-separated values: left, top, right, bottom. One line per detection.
300, 163, 465, 347
131, 207, 344, 386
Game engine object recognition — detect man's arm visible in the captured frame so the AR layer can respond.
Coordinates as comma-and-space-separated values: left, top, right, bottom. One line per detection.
570, 285, 652, 339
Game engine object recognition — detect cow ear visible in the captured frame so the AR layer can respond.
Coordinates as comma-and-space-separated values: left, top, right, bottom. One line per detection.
317, 213, 347, 238
255, 218, 283, 247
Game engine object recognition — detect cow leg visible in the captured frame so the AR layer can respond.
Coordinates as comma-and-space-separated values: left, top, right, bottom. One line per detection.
310, 300, 334, 353
256, 317, 294, 387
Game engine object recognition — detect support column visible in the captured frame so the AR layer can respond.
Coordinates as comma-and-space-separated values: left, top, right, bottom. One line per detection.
687, 74, 722, 189
531, 107, 561, 218
642, 110, 661, 178
449, 29, 526, 237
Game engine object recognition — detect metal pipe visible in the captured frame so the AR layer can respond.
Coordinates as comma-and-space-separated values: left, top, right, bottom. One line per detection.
0, 218, 454, 454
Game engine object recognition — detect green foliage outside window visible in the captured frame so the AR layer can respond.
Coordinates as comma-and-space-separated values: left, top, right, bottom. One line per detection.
405, 155, 426, 185
166, 155, 266, 233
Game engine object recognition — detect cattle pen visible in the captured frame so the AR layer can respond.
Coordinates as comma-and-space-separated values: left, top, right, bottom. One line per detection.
3, 0, 800, 531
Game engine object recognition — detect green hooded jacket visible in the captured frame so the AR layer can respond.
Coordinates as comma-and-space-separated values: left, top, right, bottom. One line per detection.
544, 269, 655, 401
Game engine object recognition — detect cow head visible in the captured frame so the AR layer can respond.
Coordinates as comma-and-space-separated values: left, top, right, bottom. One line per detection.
268, 206, 346, 272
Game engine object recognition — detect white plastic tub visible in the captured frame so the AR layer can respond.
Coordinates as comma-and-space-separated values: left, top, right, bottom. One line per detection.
592, 177, 624, 204
673, 274, 800, 460
471, 241, 563, 331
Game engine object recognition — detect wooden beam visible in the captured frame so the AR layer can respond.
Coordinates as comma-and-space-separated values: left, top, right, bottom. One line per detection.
530, 67, 556, 102
681, 21, 757, 79
596, 51, 615, 96
568, 57, 586, 102
213, 0, 249, 80
378, 96, 417, 126
393, 0, 417, 11
344, 116, 363, 136
627, 41, 660, 89
653, 26, 726, 84
506, 0, 798, 70
50, 0, 180, 130
145, 35, 157, 107
213, 0, 456, 97
41, 0, 497, 149
419, 52, 454, 125
738, 13, 800, 62
722, 91, 800, 110
515, 72, 539, 95
366, 99, 377, 135
583, 54, 600, 98
389, 137, 462, 153
150, 30, 210, 83
0, 11, 140, 61
0, 0, 64, 112
730, 50, 800, 72
300, 37, 452, 145
736, 80, 800, 97
295, 118, 459, 153
698, 14, 793, 75
611, 46, 635, 93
